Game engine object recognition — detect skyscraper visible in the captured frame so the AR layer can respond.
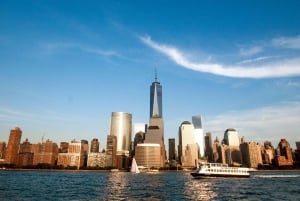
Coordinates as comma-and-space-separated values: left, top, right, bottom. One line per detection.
143, 73, 166, 168
5, 127, 22, 165
192, 115, 204, 157
178, 121, 198, 167
109, 112, 132, 169
90, 138, 100, 153
150, 71, 162, 118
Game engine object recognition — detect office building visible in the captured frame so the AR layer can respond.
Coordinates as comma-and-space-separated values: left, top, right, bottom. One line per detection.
57, 140, 84, 169
109, 112, 132, 169
275, 139, 293, 167
178, 121, 198, 167
223, 128, 240, 146
0, 142, 6, 159
18, 139, 33, 167
5, 127, 22, 165
150, 71, 162, 118
192, 115, 204, 157
90, 138, 100, 153
87, 152, 106, 168
31, 140, 59, 166
105, 135, 117, 168
240, 141, 263, 168
144, 117, 165, 167
168, 138, 176, 161
135, 143, 161, 169
204, 132, 213, 162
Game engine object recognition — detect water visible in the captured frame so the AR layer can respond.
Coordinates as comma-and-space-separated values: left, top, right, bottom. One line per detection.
1, 170, 300, 201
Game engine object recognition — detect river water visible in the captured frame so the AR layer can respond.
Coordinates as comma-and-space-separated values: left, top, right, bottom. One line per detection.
0, 170, 299, 200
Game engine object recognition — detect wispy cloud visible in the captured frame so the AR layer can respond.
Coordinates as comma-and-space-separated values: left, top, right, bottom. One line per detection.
272, 35, 300, 49
239, 46, 263, 56
237, 56, 276, 65
205, 101, 300, 145
140, 36, 300, 78
41, 42, 120, 57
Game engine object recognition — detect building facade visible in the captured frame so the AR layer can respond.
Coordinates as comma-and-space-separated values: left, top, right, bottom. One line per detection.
18, 139, 33, 167
135, 143, 161, 169
240, 141, 263, 168
105, 135, 117, 168
178, 121, 198, 168
109, 112, 132, 169
90, 138, 100, 153
57, 140, 84, 169
31, 140, 59, 166
87, 152, 106, 168
5, 127, 22, 165
192, 115, 204, 157
150, 72, 162, 118
205, 132, 213, 162
275, 139, 293, 167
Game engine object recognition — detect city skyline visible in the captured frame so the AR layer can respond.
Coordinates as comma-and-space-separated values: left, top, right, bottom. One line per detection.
1, 1, 300, 149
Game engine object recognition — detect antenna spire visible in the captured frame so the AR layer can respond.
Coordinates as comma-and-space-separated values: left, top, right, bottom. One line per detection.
155, 67, 157, 82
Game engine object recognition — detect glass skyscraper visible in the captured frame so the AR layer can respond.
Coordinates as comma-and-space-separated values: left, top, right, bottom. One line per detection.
150, 74, 162, 118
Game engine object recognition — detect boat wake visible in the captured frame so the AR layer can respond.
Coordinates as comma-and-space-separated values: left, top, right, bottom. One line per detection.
254, 175, 300, 178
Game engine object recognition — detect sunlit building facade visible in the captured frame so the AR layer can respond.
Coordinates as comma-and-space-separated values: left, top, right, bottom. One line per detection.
178, 121, 198, 168
5, 127, 22, 165
109, 112, 132, 169
135, 143, 161, 169
192, 115, 204, 157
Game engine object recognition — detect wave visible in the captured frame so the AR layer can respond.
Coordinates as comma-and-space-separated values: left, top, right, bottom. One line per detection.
254, 175, 300, 178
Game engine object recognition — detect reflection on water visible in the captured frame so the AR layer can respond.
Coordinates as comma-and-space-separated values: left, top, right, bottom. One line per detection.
1, 170, 300, 200
183, 174, 218, 201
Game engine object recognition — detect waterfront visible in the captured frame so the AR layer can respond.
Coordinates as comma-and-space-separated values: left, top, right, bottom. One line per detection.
0, 170, 300, 201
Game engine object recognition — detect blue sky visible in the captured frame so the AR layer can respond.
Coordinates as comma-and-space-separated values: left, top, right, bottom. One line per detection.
1, 1, 300, 149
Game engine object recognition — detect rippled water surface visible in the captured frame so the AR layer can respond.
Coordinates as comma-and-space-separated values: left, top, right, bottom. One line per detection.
1, 170, 300, 200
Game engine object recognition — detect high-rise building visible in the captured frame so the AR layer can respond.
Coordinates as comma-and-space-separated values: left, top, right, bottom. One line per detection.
275, 139, 293, 167
150, 71, 162, 118
5, 127, 22, 165
59, 142, 69, 153
109, 112, 132, 169
143, 74, 166, 168
0, 142, 6, 159
223, 128, 240, 146
192, 115, 204, 157
110, 112, 132, 156
135, 143, 161, 169
168, 138, 176, 161
240, 141, 263, 168
18, 139, 33, 167
105, 135, 117, 168
144, 117, 165, 167
204, 132, 213, 162
90, 138, 100, 153
31, 140, 59, 166
178, 121, 198, 167
57, 140, 85, 169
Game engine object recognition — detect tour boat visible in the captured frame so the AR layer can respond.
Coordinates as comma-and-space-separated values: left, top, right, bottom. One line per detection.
190, 162, 251, 178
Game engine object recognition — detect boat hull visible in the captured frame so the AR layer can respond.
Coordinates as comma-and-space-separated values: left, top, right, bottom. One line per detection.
191, 172, 250, 179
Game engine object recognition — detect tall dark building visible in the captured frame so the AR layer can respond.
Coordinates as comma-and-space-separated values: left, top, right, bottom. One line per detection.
90, 138, 100, 153
168, 138, 176, 161
204, 132, 213, 162
150, 71, 162, 118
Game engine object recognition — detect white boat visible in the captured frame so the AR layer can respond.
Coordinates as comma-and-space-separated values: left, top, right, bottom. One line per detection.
191, 162, 251, 178
130, 158, 140, 173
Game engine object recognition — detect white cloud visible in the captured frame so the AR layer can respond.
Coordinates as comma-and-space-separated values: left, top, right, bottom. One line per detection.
140, 36, 300, 78
237, 56, 275, 65
205, 101, 300, 147
272, 35, 300, 49
240, 46, 263, 56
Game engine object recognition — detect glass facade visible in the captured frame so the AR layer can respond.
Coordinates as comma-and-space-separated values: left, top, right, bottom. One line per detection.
110, 112, 132, 156
150, 81, 162, 118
